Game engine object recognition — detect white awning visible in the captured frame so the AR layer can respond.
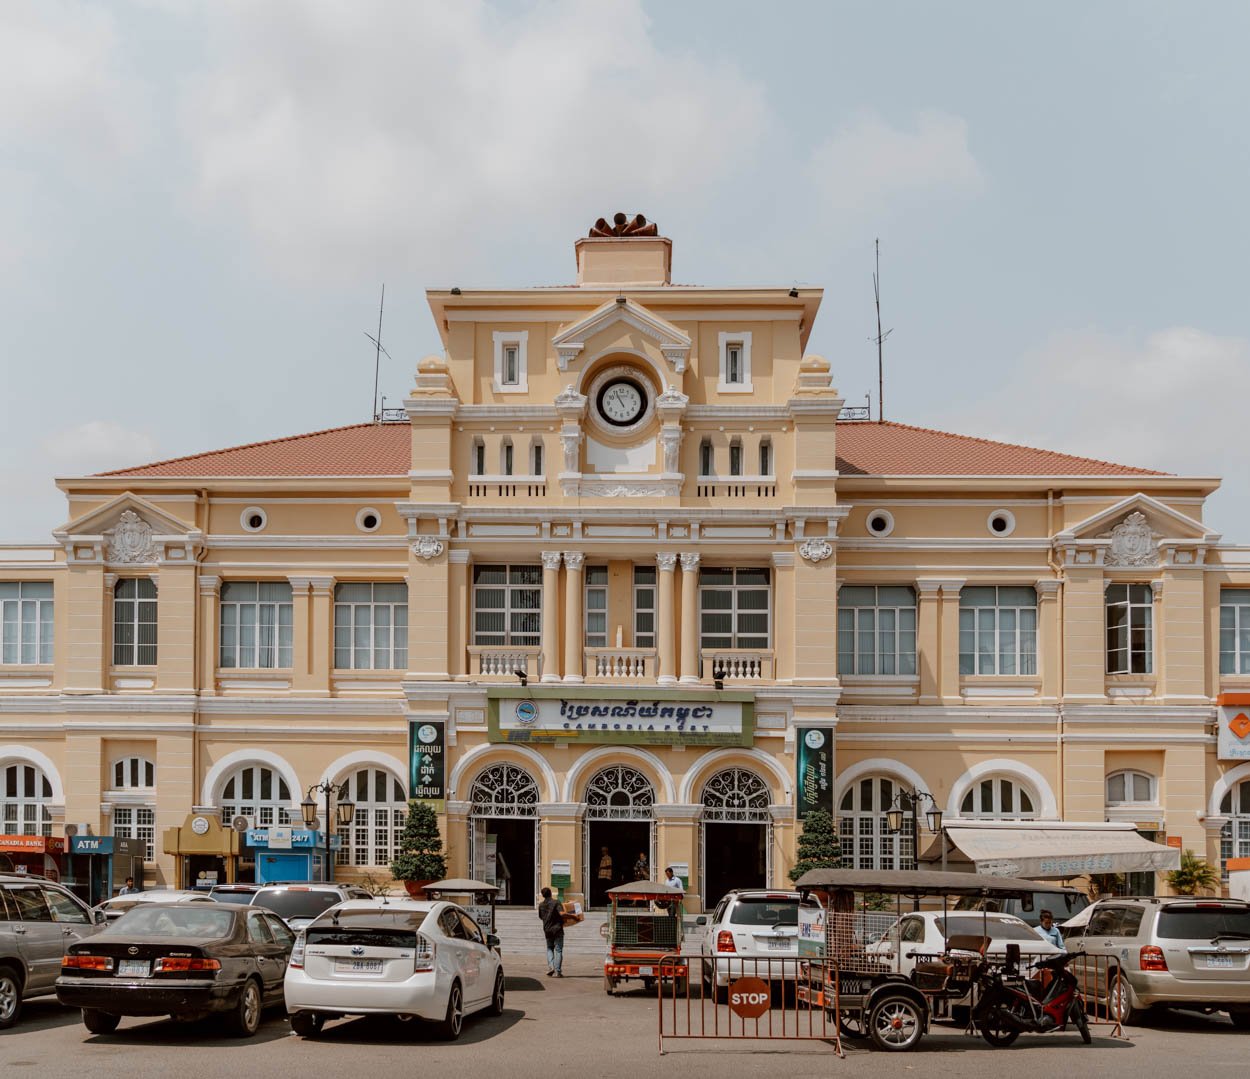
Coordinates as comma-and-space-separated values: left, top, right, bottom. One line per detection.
922, 821, 1181, 879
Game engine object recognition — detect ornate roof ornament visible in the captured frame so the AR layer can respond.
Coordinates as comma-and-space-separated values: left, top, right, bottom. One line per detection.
588, 212, 658, 237
105, 510, 156, 564
1102, 511, 1159, 567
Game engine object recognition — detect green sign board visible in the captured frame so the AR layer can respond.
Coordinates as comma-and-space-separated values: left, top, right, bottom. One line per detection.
795, 726, 833, 819
487, 686, 754, 747
408, 719, 446, 808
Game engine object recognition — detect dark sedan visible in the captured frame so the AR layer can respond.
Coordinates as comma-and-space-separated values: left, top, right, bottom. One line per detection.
56, 902, 294, 1037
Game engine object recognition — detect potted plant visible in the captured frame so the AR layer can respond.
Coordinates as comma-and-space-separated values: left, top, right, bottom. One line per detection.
1166, 849, 1220, 896
390, 800, 447, 897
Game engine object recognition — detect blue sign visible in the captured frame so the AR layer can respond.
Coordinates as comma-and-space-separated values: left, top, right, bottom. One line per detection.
69, 836, 116, 855
245, 829, 340, 850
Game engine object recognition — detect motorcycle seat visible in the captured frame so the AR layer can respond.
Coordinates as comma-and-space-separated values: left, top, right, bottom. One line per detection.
913, 960, 955, 978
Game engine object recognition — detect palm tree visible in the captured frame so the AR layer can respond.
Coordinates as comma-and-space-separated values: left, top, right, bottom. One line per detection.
1166, 849, 1220, 896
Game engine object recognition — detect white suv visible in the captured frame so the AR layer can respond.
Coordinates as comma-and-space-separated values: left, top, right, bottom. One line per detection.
697, 889, 820, 994
285, 898, 505, 1040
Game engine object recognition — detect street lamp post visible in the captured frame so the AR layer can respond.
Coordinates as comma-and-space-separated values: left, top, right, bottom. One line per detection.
885, 789, 944, 907
300, 780, 355, 883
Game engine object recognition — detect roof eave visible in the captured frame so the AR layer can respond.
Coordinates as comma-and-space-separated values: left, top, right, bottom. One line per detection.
56, 475, 410, 493
835, 474, 1220, 494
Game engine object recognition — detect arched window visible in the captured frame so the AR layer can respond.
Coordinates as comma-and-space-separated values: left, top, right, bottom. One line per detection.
1220, 780, 1250, 880
585, 766, 655, 820
839, 776, 913, 871
470, 763, 540, 817
701, 769, 770, 822
1, 762, 53, 837
113, 757, 154, 789
220, 764, 292, 827
1106, 770, 1155, 806
959, 776, 1037, 820
339, 768, 407, 868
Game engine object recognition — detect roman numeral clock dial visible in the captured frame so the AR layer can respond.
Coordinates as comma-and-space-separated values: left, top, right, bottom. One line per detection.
597, 378, 645, 427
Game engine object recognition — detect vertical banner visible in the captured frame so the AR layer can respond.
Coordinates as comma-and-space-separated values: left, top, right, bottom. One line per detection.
408, 719, 446, 805
795, 727, 833, 819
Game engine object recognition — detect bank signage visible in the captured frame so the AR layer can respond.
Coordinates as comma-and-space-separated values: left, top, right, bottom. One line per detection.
487, 687, 753, 746
1218, 704, 1250, 762
795, 726, 833, 819
408, 719, 447, 802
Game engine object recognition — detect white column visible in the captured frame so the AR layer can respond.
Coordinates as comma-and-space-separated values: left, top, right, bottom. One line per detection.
679, 553, 700, 684
657, 553, 677, 685
563, 552, 585, 683
541, 552, 562, 682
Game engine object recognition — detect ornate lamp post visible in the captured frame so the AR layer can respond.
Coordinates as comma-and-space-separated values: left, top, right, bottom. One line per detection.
885, 789, 943, 910
300, 780, 355, 883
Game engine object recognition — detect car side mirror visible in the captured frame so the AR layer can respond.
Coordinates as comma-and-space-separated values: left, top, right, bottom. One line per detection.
695, 916, 707, 926
94, 910, 108, 925
486, 934, 501, 950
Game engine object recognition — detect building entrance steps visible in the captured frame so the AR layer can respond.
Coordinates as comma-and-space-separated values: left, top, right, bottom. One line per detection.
493, 908, 609, 957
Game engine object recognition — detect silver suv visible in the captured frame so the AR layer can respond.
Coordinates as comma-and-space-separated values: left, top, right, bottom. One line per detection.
248, 883, 373, 931
696, 889, 822, 994
0, 874, 105, 1028
1066, 897, 1250, 1027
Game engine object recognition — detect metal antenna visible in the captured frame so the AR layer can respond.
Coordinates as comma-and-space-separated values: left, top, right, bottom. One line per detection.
366, 284, 390, 422
872, 239, 893, 423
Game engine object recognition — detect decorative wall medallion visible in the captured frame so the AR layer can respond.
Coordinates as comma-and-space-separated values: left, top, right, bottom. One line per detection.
106, 510, 156, 564
798, 538, 833, 563
413, 536, 445, 560
1102, 511, 1158, 567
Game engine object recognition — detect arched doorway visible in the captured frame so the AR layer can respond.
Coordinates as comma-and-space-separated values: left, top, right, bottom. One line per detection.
1221, 779, 1250, 880
701, 768, 770, 907
469, 763, 539, 906
337, 767, 407, 871
839, 775, 913, 870
583, 765, 655, 907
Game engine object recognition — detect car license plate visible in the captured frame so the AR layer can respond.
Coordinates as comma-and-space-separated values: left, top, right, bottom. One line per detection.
767, 938, 790, 951
335, 959, 384, 974
118, 960, 150, 977
637, 966, 653, 976
1204, 954, 1236, 968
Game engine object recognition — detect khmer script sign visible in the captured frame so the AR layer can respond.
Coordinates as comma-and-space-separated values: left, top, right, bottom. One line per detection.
487, 687, 753, 746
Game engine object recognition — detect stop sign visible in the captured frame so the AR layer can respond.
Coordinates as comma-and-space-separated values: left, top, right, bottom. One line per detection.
727, 976, 771, 1019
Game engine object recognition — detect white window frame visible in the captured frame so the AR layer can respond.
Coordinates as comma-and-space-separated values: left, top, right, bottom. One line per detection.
1106, 583, 1154, 675
111, 805, 155, 861
1220, 589, 1250, 674
839, 776, 914, 871
472, 564, 542, 647
113, 756, 155, 790
338, 768, 407, 868
492, 330, 529, 394
958, 586, 1038, 676
1220, 780, 1250, 881
958, 776, 1037, 820
699, 567, 771, 650
113, 577, 157, 667
0, 581, 54, 665
1105, 770, 1156, 806
472, 438, 486, 476
699, 438, 715, 477
717, 331, 753, 393
758, 438, 772, 478
837, 585, 918, 676
501, 439, 514, 476
333, 582, 408, 670
1, 762, 53, 837
633, 566, 656, 649
729, 438, 743, 476
220, 764, 293, 827
531, 438, 544, 477
219, 581, 293, 670
584, 566, 608, 649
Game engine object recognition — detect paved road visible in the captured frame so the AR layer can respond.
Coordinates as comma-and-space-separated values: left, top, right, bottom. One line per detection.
5, 956, 1247, 1079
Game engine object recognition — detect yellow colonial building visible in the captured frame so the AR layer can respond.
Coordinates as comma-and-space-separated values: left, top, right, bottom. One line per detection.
4, 214, 1250, 908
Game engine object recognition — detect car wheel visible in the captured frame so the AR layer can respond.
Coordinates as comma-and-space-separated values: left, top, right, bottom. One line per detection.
290, 1011, 324, 1038
0, 966, 22, 1030
1108, 974, 1142, 1025
434, 981, 463, 1041
488, 971, 506, 1017
1229, 1009, 1250, 1031
82, 1009, 121, 1035
228, 978, 263, 1038
868, 994, 925, 1052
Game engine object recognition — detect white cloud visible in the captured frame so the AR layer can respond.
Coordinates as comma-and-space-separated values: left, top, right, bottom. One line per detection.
806, 110, 984, 215
179, 0, 768, 281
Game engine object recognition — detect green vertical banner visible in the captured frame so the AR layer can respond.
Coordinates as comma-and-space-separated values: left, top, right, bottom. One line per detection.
409, 720, 446, 805
795, 727, 833, 819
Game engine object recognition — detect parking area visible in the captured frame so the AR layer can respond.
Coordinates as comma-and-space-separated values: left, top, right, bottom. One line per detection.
3, 955, 1247, 1079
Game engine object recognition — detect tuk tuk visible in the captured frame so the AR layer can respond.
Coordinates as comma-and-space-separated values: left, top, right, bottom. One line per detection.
602, 880, 689, 995
793, 868, 1076, 1052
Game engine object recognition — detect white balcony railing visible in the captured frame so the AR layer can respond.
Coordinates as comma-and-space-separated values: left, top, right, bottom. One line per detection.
701, 650, 774, 682
468, 646, 541, 681
584, 647, 656, 683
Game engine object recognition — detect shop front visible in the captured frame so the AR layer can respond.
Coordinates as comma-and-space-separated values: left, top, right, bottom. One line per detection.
245, 827, 340, 884
162, 813, 240, 890
64, 835, 145, 905
0, 835, 65, 881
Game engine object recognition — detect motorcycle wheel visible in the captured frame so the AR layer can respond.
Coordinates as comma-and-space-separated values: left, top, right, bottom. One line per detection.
1072, 1002, 1091, 1045
979, 1011, 1021, 1048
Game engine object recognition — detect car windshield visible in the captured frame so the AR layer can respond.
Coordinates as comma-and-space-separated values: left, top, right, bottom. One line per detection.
1157, 906, 1250, 940
936, 916, 1043, 943
729, 899, 804, 926
252, 889, 344, 920
306, 910, 429, 949
110, 905, 234, 938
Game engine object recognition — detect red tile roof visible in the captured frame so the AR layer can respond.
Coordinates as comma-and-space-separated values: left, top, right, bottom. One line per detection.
97, 419, 1165, 479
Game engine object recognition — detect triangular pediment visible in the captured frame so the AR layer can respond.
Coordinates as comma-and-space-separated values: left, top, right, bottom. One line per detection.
553, 299, 691, 372
1054, 493, 1219, 569
1060, 493, 1215, 542
53, 492, 203, 566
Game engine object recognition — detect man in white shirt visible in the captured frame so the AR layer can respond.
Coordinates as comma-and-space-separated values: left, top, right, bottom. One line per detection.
1034, 909, 1065, 951
663, 866, 684, 893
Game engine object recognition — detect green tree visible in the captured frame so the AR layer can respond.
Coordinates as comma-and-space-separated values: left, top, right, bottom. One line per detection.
788, 808, 841, 883
1166, 849, 1220, 896
390, 800, 448, 883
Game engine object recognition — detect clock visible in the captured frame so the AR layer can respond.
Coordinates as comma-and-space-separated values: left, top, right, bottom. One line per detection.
191, 815, 210, 836
596, 377, 646, 427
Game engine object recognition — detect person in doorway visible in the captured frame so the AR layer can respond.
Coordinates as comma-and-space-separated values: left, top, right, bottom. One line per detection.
662, 866, 684, 893
597, 847, 614, 886
538, 887, 565, 977
118, 876, 138, 896
633, 851, 649, 881
1034, 909, 1066, 951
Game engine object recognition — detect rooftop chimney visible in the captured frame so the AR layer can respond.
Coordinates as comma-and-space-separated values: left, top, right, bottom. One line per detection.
575, 212, 672, 286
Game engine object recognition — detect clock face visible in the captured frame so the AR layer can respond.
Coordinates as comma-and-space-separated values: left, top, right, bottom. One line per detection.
597, 378, 646, 427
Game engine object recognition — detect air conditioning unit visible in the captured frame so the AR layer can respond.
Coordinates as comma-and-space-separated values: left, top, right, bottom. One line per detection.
64, 823, 93, 838
231, 815, 254, 833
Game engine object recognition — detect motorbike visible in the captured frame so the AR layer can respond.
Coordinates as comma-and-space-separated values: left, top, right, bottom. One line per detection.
971, 943, 1092, 1047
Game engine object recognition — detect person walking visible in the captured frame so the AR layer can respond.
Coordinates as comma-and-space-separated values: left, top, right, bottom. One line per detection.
538, 886, 565, 977
1034, 909, 1066, 951
118, 876, 138, 896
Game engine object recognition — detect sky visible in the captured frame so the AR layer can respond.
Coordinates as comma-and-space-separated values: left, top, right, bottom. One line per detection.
2, 0, 1249, 542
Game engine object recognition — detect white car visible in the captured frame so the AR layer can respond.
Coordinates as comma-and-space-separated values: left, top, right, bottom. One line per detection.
284, 898, 504, 1040
697, 889, 822, 992
865, 910, 1062, 979
95, 890, 218, 922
